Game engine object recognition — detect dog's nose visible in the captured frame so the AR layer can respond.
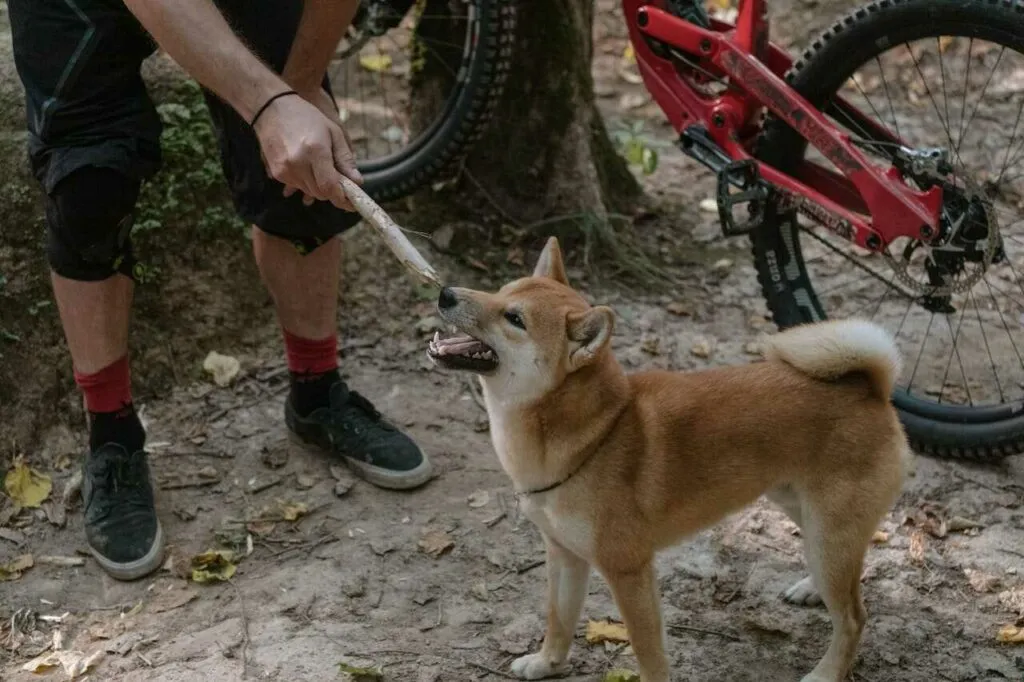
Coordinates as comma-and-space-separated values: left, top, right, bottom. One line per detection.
438, 286, 458, 310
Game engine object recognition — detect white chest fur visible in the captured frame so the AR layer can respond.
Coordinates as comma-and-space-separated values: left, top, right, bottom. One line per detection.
519, 495, 595, 560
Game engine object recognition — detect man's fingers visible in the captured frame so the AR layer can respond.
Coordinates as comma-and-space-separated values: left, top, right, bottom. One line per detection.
330, 126, 363, 185
311, 151, 353, 212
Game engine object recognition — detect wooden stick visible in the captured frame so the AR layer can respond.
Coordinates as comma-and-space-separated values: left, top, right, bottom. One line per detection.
340, 176, 443, 288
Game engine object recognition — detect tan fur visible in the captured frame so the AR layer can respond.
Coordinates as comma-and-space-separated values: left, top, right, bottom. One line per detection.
434, 238, 910, 682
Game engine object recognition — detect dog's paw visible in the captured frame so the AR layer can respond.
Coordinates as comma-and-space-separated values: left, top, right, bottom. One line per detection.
782, 576, 823, 607
510, 653, 570, 680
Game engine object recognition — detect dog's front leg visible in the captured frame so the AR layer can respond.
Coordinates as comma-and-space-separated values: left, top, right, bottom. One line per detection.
511, 535, 591, 680
606, 562, 670, 682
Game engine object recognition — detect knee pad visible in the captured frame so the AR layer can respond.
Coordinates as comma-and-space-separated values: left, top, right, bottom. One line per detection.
45, 167, 141, 281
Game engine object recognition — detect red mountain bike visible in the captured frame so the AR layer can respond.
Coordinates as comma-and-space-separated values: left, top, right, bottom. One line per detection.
620, 0, 1024, 461
334, 0, 1024, 461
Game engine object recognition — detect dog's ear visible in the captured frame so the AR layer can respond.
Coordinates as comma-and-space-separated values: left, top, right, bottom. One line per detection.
532, 237, 568, 285
567, 306, 614, 369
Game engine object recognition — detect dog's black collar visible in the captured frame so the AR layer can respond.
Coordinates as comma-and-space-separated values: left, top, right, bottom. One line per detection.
514, 451, 595, 498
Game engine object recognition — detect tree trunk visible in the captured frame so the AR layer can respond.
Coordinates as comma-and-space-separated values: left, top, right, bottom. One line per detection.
412, 0, 641, 243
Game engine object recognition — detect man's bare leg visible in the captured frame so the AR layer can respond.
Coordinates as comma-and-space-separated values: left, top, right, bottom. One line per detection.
252, 226, 340, 339
52, 274, 133, 374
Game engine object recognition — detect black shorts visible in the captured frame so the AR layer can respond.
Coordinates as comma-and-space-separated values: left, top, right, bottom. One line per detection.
7, 0, 360, 244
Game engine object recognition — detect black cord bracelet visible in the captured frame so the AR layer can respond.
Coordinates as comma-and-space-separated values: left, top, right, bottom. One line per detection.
250, 90, 299, 128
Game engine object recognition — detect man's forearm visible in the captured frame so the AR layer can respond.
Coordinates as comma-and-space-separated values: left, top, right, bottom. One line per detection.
124, 0, 288, 122
282, 0, 361, 93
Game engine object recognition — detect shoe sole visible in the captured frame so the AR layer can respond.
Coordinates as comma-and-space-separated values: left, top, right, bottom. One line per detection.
287, 430, 435, 491
89, 521, 165, 581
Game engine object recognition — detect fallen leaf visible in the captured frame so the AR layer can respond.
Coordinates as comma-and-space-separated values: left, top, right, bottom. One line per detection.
964, 568, 1000, 594
189, 550, 237, 584
202, 351, 240, 387
4, 458, 53, 508
946, 515, 984, 533
149, 585, 199, 614
418, 530, 455, 558
246, 520, 277, 537
996, 624, 1024, 643
359, 54, 393, 73
467, 490, 490, 508
586, 619, 630, 645
604, 670, 641, 682
872, 530, 890, 544
22, 649, 104, 678
339, 661, 384, 680
938, 35, 955, 53
640, 334, 661, 355
699, 197, 718, 213
278, 500, 308, 522
666, 302, 691, 316
0, 554, 34, 581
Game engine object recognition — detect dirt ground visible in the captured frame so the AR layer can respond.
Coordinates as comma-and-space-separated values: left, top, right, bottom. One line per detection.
2, 1, 1024, 681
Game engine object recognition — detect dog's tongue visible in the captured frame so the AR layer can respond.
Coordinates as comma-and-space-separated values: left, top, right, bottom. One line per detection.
433, 332, 489, 356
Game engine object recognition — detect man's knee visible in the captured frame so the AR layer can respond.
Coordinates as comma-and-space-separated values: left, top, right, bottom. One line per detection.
45, 167, 141, 281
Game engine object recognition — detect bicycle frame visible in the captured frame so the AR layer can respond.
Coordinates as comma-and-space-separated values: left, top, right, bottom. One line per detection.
623, 0, 945, 251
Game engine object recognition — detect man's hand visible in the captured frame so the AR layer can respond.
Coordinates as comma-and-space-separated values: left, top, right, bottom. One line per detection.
253, 93, 361, 212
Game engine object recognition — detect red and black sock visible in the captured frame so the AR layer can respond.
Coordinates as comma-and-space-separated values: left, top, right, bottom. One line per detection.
74, 355, 145, 453
284, 329, 341, 416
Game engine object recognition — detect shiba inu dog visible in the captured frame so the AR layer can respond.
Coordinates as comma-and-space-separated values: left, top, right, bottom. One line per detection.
427, 237, 910, 682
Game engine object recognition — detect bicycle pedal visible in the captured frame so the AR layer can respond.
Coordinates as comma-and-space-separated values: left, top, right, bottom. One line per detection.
716, 160, 769, 237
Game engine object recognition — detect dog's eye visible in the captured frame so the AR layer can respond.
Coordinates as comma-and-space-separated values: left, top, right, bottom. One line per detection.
504, 310, 526, 330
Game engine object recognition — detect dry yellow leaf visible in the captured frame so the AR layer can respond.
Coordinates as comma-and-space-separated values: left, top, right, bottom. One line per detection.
708, 0, 733, 10
938, 36, 955, 53
4, 458, 52, 508
359, 54, 393, 73
0, 554, 34, 581
22, 649, 104, 678
872, 530, 890, 544
604, 670, 641, 682
278, 500, 308, 522
622, 44, 635, 64
586, 619, 630, 645
418, 530, 455, 558
996, 624, 1024, 643
190, 550, 237, 584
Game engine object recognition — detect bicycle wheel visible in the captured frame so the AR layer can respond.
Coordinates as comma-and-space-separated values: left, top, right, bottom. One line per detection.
328, 0, 515, 201
753, 0, 1024, 460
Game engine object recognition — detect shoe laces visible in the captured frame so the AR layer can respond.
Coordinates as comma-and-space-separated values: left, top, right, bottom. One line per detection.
88, 449, 152, 514
334, 390, 395, 434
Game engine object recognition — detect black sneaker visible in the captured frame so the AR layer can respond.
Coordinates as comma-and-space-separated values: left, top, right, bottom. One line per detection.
285, 382, 433, 490
81, 444, 164, 580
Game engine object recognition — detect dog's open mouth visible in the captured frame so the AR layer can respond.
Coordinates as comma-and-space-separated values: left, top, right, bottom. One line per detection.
427, 331, 499, 372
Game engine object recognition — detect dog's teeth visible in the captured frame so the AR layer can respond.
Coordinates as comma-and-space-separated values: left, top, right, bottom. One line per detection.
472, 353, 482, 359
433, 331, 440, 345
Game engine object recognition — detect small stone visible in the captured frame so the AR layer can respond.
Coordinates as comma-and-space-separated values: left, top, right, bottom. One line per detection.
690, 339, 713, 359
743, 341, 763, 356
470, 581, 489, 602
261, 446, 289, 470
640, 335, 661, 355
699, 198, 718, 213
295, 473, 316, 490
711, 258, 734, 277
341, 575, 367, 598
369, 539, 395, 556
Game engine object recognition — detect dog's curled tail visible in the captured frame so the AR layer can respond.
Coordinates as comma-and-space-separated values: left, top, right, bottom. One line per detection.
764, 319, 901, 401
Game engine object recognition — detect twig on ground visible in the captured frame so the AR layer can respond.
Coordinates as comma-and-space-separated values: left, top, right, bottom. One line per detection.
348, 648, 519, 680
517, 559, 545, 574
230, 581, 250, 679
667, 622, 743, 642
